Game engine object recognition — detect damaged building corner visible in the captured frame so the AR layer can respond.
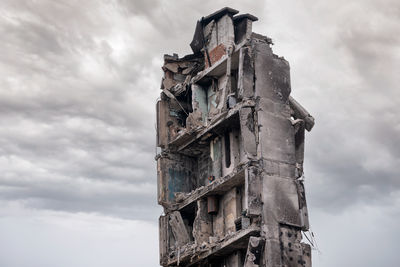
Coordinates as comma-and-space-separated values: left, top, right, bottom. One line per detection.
156, 7, 315, 267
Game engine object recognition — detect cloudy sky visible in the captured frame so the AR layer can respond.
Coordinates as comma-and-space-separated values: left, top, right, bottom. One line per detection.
0, 0, 399, 266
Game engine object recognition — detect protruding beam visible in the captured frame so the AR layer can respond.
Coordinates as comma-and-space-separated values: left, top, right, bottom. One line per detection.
289, 96, 315, 131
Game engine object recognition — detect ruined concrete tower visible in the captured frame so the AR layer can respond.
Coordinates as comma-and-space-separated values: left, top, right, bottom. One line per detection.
156, 7, 315, 267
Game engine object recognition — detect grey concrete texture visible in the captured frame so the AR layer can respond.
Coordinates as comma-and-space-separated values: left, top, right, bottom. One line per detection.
156, 7, 315, 267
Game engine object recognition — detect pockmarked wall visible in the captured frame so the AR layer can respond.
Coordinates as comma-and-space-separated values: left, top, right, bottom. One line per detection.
155, 7, 315, 267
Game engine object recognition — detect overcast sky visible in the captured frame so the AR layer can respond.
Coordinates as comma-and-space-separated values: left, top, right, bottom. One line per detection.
0, 0, 399, 266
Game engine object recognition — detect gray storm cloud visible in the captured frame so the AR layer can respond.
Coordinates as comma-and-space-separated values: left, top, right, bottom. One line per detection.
0, 0, 399, 266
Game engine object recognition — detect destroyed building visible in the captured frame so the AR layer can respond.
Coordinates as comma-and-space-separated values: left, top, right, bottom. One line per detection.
155, 7, 315, 267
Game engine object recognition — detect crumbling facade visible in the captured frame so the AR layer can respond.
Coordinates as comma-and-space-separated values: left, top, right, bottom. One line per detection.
156, 7, 315, 267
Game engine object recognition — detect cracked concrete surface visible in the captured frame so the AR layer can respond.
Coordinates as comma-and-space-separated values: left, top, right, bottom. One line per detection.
156, 7, 315, 267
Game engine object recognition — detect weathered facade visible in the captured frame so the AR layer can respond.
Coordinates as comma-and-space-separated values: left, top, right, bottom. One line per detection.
156, 7, 314, 267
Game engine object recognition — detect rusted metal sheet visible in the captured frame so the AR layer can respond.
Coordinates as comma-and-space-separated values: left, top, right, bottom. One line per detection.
205, 44, 226, 68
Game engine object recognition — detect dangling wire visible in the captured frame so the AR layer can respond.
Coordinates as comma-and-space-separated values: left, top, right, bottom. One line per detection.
303, 229, 321, 254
